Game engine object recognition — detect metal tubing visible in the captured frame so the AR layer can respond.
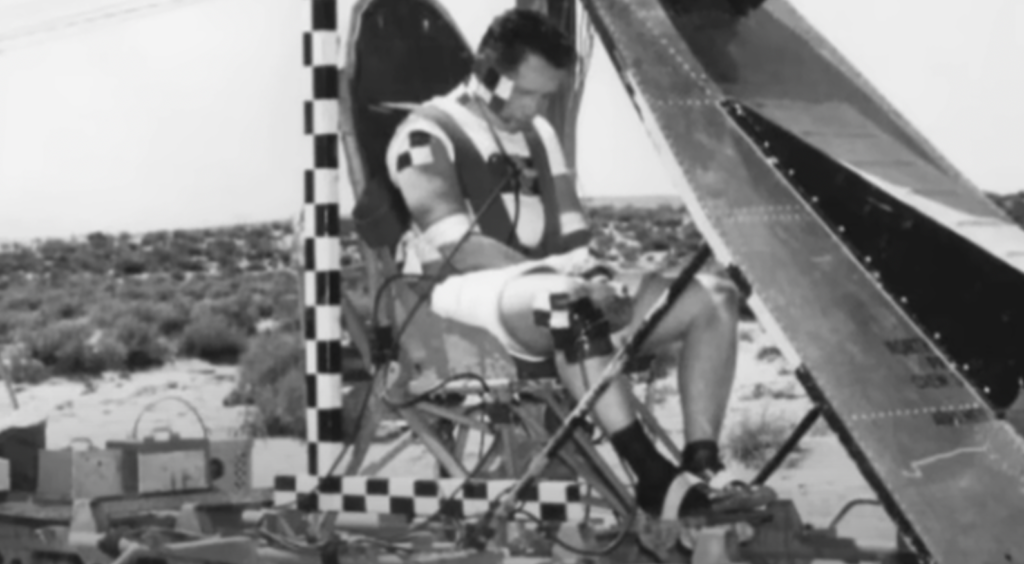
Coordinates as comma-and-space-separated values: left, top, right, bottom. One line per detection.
752, 406, 822, 486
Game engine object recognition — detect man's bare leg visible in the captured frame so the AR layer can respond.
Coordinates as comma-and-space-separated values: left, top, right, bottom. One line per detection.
499, 270, 740, 445
628, 272, 741, 447
496, 269, 741, 515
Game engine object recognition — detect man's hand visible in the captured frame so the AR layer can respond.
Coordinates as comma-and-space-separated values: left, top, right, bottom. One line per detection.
545, 246, 619, 280
582, 278, 634, 333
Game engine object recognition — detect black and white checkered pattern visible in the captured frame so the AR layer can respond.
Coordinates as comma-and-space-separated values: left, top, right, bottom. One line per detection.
470, 68, 515, 113
533, 292, 576, 356
301, 0, 343, 478
273, 476, 595, 522
532, 291, 615, 363
395, 130, 435, 171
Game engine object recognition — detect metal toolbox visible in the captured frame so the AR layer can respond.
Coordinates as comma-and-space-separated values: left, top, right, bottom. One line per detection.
106, 428, 210, 494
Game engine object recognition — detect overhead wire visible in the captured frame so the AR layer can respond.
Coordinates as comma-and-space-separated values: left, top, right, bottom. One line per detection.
0, 0, 225, 52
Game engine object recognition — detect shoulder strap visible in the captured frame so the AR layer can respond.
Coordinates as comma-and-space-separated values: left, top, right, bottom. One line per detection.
523, 126, 562, 257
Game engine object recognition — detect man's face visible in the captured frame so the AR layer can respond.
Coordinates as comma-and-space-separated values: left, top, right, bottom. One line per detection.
497, 52, 568, 131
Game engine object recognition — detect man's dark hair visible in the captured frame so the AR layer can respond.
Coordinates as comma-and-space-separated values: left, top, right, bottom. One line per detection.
477, 9, 577, 74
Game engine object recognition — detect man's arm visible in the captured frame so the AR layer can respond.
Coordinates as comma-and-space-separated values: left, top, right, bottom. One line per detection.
387, 120, 527, 272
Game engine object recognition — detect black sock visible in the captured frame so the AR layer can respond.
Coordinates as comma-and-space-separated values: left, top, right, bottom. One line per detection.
609, 420, 678, 513
681, 440, 725, 476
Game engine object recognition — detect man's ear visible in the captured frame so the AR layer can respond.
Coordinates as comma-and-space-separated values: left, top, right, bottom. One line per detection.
473, 52, 506, 84
471, 56, 486, 79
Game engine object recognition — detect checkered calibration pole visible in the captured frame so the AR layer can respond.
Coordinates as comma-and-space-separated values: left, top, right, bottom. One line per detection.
300, 0, 343, 479
272, 0, 344, 511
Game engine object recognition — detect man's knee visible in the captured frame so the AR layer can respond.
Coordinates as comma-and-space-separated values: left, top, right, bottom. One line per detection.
696, 273, 742, 325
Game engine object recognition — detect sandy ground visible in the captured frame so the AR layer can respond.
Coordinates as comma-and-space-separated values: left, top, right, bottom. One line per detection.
0, 321, 899, 558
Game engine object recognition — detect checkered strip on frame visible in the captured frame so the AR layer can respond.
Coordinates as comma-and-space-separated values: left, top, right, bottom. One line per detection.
301, 0, 343, 478
274, 476, 596, 523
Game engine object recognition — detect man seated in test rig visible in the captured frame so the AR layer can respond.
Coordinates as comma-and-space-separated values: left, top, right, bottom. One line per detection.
385, 8, 743, 519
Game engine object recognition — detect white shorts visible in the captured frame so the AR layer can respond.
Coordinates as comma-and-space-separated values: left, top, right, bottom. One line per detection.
429, 260, 558, 362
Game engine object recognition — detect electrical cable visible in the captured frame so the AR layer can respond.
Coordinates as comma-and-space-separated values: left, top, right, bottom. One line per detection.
0, 0, 220, 51
381, 372, 492, 410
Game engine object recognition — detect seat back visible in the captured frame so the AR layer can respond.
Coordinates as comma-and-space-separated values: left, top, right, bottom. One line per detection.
348, 0, 474, 253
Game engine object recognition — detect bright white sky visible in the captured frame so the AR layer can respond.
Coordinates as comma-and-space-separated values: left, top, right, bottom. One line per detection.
0, 0, 1021, 242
